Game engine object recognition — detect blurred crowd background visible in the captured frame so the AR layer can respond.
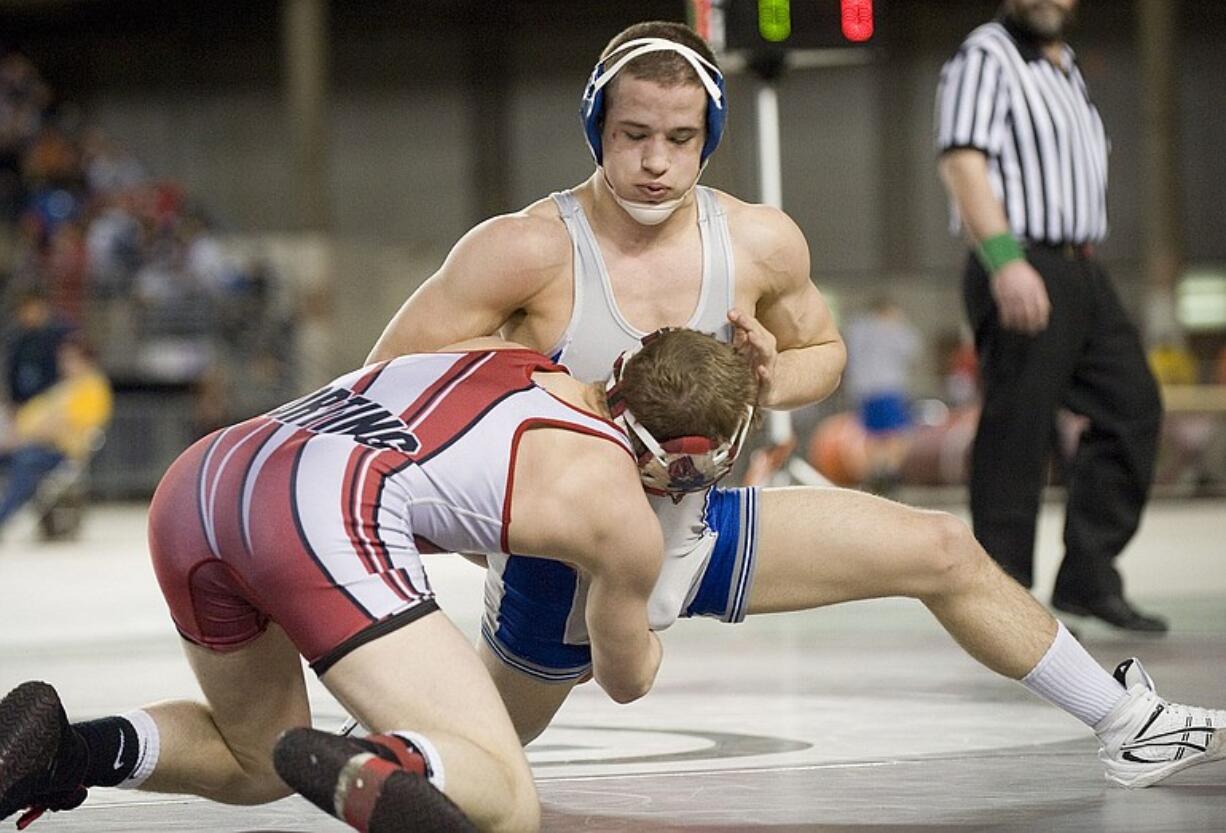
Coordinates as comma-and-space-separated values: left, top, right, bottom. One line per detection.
1, 0, 1225, 521
0, 50, 298, 403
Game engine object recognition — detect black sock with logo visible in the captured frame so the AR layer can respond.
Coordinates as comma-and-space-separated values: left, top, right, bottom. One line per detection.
73, 717, 140, 787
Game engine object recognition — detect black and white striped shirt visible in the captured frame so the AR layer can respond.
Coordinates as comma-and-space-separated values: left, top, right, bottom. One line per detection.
935, 19, 1109, 245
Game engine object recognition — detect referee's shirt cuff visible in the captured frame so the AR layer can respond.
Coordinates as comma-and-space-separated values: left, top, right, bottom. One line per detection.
937, 143, 990, 157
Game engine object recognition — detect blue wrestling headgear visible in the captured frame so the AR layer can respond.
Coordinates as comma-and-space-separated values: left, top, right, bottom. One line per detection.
606, 329, 754, 496
580, 37, 727, 166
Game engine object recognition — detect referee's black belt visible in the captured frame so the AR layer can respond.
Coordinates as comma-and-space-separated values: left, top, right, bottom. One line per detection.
1026, 241, 1096, 260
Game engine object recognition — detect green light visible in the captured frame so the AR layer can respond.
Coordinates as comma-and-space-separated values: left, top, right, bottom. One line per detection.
758, 0, 791, 42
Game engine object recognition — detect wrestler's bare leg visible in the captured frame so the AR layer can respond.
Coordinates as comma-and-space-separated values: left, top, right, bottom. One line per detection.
475, 486, 1058, 749
133, 613, 537, 832
747, 486, 1056, 678
324, 610, 540, 832
479, 641, 579, 746
137, 624, 310, 803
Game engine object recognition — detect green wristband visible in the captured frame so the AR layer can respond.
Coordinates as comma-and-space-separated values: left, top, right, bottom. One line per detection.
976, 232, 1025, 274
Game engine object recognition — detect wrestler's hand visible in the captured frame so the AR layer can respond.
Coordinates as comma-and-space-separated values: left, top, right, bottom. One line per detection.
991, 260, 1050, 334
728, 308, 777, 405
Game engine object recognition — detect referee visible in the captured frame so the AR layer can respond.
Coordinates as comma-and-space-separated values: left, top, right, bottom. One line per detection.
935, 0, 1166, 632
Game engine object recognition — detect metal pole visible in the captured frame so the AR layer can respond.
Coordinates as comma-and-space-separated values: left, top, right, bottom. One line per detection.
1137, 0, 1182, 340
754, 81, 795, 447
282, 0, 335, 385
756, 83, 783, 210
282, 0, 331, 232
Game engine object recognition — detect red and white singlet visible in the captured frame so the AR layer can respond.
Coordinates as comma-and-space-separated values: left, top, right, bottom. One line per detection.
147, 349, 628, 674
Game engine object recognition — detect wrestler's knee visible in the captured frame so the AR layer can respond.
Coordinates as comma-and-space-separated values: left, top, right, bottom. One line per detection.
515, 716, 549, 747
214, 761, 293, 805
475, 748, 541, 833
907, 510, 985, 598
498, 686, 567, 746
491, 775, 541, 833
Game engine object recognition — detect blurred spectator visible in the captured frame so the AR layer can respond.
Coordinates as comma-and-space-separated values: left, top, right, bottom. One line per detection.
209, 258, 299, 421
44, 218, 89, 321
133, 231, 193, 309
85, 193, 144, 296
0, 52, 51, 221
937, 329, 979, 407
5, 288, 73, 405
80, 127, 146, 196
0, 51, 301, 469
12, 121, 86, 296
182, 215, 238, 296
0, 335, 110, 529
843, 297, 921, 494
1146, 337, 1220, 490
1216, 345, 1226, 386
21, 123, 82, 188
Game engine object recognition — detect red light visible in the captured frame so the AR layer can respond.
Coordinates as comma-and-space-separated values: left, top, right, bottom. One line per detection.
689, 0, 712, 41
841, 0, 874, 43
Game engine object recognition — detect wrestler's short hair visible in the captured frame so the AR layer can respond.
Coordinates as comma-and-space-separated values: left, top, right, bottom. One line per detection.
619, 329, 757, 447
600, 21, 720, 95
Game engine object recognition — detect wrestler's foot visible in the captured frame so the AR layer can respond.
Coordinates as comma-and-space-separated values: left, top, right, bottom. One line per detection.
274, 727, 476, 833
1095, 658, 1225, 788
0, 681, 88, 829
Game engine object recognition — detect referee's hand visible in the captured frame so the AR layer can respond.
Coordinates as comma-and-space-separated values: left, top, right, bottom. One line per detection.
991, 260, 1051, 334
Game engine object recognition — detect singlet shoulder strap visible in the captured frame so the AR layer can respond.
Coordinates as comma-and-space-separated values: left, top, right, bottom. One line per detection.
694, 185, 725, 221
550, 189, 581, 219
482, 347, 570, 379
691, 186, 736, 341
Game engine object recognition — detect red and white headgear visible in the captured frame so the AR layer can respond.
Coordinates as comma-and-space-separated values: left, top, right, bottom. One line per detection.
605, 329, 755, 495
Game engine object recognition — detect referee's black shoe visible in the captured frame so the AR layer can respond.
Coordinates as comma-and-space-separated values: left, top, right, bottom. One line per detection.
1051, 593, 1169, 634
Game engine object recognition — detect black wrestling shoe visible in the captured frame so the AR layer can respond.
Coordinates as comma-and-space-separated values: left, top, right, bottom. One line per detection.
1052, 593, 1169, 634
0, 682, 88, 830
274, 727, 476, 833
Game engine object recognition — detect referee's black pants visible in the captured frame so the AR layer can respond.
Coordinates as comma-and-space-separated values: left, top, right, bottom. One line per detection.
962, 245, 1162, 601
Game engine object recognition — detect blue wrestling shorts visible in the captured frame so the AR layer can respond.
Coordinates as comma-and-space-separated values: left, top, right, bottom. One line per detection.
860, 393, 912, 433
481, 485, 760, 681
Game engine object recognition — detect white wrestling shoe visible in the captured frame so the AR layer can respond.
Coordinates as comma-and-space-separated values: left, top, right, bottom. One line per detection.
1094, 658, 1225, 788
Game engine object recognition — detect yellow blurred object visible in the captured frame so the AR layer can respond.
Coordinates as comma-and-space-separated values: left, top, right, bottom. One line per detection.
13, 371, 112, 459
1148, 343, 1199, 385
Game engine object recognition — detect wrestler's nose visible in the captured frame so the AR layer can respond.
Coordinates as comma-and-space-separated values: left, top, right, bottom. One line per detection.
641, 136, 669, 175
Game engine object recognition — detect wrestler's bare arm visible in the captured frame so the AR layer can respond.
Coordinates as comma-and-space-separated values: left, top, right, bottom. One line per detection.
508, 432, 665, 704
543, 462, 664, 704
367, 210, 567, 363
728, 202, 846, 410
580, 493, 665, 703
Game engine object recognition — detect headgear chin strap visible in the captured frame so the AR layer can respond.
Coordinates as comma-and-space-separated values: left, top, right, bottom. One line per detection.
605, 331, 754, 495
580, 36, 727, 165
601, 169, 697, 226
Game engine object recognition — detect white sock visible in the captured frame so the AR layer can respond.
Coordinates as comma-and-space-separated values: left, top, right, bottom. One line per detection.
116, 709, 160, 789
1021, 623, 1127, 727
391, 730, 446, 791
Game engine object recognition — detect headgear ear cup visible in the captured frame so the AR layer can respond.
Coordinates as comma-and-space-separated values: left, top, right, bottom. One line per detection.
606, 329, 754, 495
580, 64, 607, 163
580, 37, 726, 165
700, 72, 727, 161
